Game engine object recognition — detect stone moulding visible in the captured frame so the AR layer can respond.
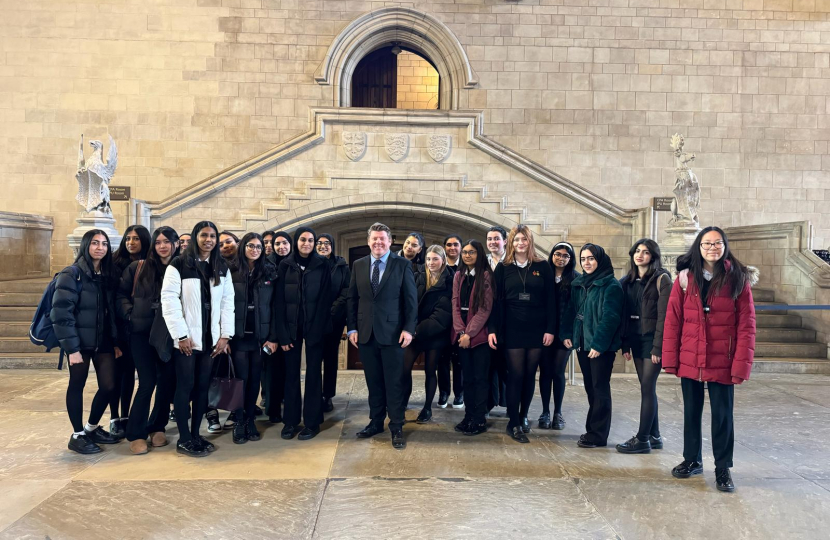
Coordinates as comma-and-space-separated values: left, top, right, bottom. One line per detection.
0, 211, 54, 231
130, 107, 642, 231
313, 6, 478, 110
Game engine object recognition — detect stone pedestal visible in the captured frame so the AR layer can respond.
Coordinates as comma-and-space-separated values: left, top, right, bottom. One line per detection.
67, 211, 122, 258
661, 224, 700, 275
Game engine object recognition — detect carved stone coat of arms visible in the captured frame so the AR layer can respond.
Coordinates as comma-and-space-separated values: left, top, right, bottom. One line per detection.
385, 134, 409, 162
343, 131, 367, 161
427, 135, 451, 162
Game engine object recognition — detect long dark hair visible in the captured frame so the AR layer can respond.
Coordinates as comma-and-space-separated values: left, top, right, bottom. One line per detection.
75, 229, 113, 279
185, 221, 225, 283
548, 241, 578, 305
462, 239, 490, 313
677, 226, 748, 301
404, 232, 426, 264
138, 226, 180, 290
112, 225, 150, 269
237, 232, 267, 282
625, 238, 664, 282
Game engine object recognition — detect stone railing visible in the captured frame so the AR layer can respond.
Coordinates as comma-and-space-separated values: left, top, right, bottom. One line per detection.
0, 211, 53, 280
724, 221, 830, 356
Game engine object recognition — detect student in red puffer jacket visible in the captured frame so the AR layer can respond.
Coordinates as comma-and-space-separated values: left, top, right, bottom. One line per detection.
663, 226, 757, 493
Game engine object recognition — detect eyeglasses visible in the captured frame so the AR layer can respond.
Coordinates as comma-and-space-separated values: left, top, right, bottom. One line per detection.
553, 253, 570, 259
245, 243, 263, 251
316, 241, 331, 247
461, 250, 477, 256
701, 241, 725, 250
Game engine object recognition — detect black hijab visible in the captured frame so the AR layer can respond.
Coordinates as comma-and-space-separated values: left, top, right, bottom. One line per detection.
579, 243, 614, 287
292, 226, 316, 268
270, 230, 292, 266
318, 233, 337, 268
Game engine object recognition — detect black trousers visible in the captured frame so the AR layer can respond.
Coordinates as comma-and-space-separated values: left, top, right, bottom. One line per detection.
360, 337, 406, 431
126, 333, 176, 441
577, 349, 615, 445
265, 349, 286, 419
322, 330, 341, 399
681, 378, 735, 469
110, 344, 135, 419
438, 345, 463, 399
66, 351, 116, 433
487, 346, 508, 410
232, 349, 264, 420
173, 348, 212, 443
283, 332, 324, 430
460, 345, 491, 424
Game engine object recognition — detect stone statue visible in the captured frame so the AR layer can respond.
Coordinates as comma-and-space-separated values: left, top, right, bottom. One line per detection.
668, 133, 700, 227
76, 134, 118, 214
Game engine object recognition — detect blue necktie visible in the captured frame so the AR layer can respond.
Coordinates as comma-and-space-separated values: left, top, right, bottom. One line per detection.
371, 259, 380, 296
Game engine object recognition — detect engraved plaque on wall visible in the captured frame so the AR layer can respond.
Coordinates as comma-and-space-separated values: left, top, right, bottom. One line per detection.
109, 186, 131, 201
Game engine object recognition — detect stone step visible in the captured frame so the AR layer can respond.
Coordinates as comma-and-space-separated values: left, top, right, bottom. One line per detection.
0, 353, 59, 369
0, 307, 35, 322
0, 292, 42, 307
0, 322, 29, 338
751, 357, 830, 375
0, 279, 50, 294
0, 338, 49, 354
756, 327, 816, 342
756, 313, 803, 328
756, 342, 826, 358
752, 289, 775, 302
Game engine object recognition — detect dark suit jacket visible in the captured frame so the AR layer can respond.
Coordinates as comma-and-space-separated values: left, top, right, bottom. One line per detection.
347, 252, 418, 346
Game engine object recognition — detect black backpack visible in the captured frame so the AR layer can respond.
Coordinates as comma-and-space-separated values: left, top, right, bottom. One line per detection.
29, 266, 81, 369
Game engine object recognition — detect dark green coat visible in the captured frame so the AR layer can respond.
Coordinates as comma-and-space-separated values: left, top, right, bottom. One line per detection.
560, 272, 623, 354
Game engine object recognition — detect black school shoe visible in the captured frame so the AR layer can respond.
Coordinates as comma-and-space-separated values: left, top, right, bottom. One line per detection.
577, 434, 607, 448
246, 417, 261, 441
85, 426, 121, 445
109, 418, 127, 439
322, 398, 334, 413
508, 426, 529, 444
416, 408, 432, 424
672, 460, 703, 479
68, 434, 102, 454
454, 418, 471, 432
298, 426, 320, 441
552, 413, 565, 430
195, 435, 216, 453
715, 468, 735, 492
177, 439, 209, 457
537, 412, 552, 430
520, 417, 531, 433
232, 417, 248, 444
616, 435, 652, 454
463, 422, 487, 436
281, 425, 299, 440
649, 435, 664, 449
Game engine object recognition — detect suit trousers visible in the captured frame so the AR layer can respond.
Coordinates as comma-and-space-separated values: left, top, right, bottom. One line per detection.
283, 330, 324, 430
681, 378, 735, 469
360, 337, 405, 431
460, 345, 491, 424
577, 349, 616, 445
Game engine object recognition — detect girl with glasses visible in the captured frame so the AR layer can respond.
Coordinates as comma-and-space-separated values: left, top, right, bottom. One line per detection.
316, 233, 351, 413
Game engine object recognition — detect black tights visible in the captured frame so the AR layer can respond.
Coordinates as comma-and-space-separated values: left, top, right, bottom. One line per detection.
539, 347, 570, 416
402, 347, 443, 411
173, 349, 212, 443
232, 350, 264, 420
505, 348, 542, 429
634, 357, 661, 440
109, 347, 135, 419
66, 352, 117, 433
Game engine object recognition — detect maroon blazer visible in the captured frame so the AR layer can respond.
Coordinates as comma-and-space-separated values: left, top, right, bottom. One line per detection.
451, 269, 493, 348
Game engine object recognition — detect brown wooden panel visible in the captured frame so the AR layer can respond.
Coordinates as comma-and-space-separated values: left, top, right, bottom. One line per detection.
351, 47, 397, 108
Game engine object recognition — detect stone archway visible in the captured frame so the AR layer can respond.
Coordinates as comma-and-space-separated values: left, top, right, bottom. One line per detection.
315, 7, 478, 110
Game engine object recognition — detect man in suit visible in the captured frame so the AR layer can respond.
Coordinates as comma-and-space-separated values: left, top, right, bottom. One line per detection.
348, 222, 418, 449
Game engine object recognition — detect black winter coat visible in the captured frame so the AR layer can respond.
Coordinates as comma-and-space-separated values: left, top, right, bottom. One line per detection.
620, 269, 673, 357
412, 267, 453, 351
327, 256, 351, 335
116, 260, 162, 335
232, 262, 279, 343
51, 258, 118, 354
111, 256, 134, 343
275, 253, 332, 345
555, 269, 579, 346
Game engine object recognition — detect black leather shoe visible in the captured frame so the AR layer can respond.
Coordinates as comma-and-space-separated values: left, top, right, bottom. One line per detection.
195, 435, 216, 453
463, 422, 487, 436
323, 398, 334, 413
538, 412, 552, 430
246, 418, 260, 441
232, 416, 248, 444
269, 414, 283, 424
452, 395, 464, 409
508, 426, 529, 444
454, 418, 471, 433
281, 425, 298, 440
649, 435, 663, 449
552, 413, 565, 430
169, 409, 176, 423
520, 417, 531, 433
85, 426, 120, 445
715, 468, 735, 492
68, 434, 102, 454
391, 429, 406, 449
356, 424, 384, 438
177, 439, 209, 457
298, 426, 320, 440
416, 408, 432, 424
437, 392, 449, 408
577, 434, 607, 448
109, 418, 127, 439
616, 435, 651, 454
672, 460, 703, 479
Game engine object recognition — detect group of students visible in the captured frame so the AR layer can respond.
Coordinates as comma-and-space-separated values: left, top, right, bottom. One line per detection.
50, 218, 756, 493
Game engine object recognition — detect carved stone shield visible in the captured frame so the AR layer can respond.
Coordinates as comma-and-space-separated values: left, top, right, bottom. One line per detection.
427, 135, 451, 162
385, 134, 409, 162
343, 131, 366, 161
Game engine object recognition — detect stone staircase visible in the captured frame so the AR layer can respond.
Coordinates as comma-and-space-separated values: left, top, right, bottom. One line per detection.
0, 280, 827, 372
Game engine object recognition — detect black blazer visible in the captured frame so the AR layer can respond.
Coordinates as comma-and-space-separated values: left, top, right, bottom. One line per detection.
347, 252, 418, 346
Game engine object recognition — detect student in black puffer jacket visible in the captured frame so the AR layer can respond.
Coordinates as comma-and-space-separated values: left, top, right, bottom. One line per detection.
230, 232, 279, 444
116, 226, 179, 455
275, 227, 333, 441
52, 229, 121, 455
316, 233, 351, 413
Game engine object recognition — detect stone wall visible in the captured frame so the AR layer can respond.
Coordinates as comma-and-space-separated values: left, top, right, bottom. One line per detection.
0, 212, 53, 280
396, 51, 440, 110
1, 0, 828, 271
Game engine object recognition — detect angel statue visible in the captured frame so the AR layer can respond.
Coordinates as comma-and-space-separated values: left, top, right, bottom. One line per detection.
75, 134, 118, 214
668, 133, 700, 227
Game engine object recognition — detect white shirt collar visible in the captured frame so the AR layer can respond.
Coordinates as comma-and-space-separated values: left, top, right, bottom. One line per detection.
703, 269, 713, 281
515, 259, 529, 268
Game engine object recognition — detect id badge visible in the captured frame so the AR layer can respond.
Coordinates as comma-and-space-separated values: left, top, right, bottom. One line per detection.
518, 293, 531, 301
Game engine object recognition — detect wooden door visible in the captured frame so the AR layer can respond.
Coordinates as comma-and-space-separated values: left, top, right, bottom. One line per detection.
351, 47, 397, 108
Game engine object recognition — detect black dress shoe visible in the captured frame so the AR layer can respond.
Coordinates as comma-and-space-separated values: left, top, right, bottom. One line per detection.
391, 429, 406, 449
454, 418, 471, 432
169, 409, 176, 423
232, 418, 248, 444
537, 412, 552, 430
715, 468, 735, 492
177, 439, 209, 457
463, 422, 487, 436
298, 426, 320, 440
577, 434, 606, 448
672, 460, 703, 479
356, 424, 384, 438
616, 435, 651, 454
195, 435, 216, 453
508, 426, 529, 444
416, 408, 432, 424
246, 418, 261, 441
437, 392, 449, 408
552, 413, 565, 430
85, 426, 120, 445
520, 417, 531, 433
281, 425, 298, 440
68, 434, 102, 455
269, 414, 283, 424
323, 398, 334, 413
649, 435, 663, 449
